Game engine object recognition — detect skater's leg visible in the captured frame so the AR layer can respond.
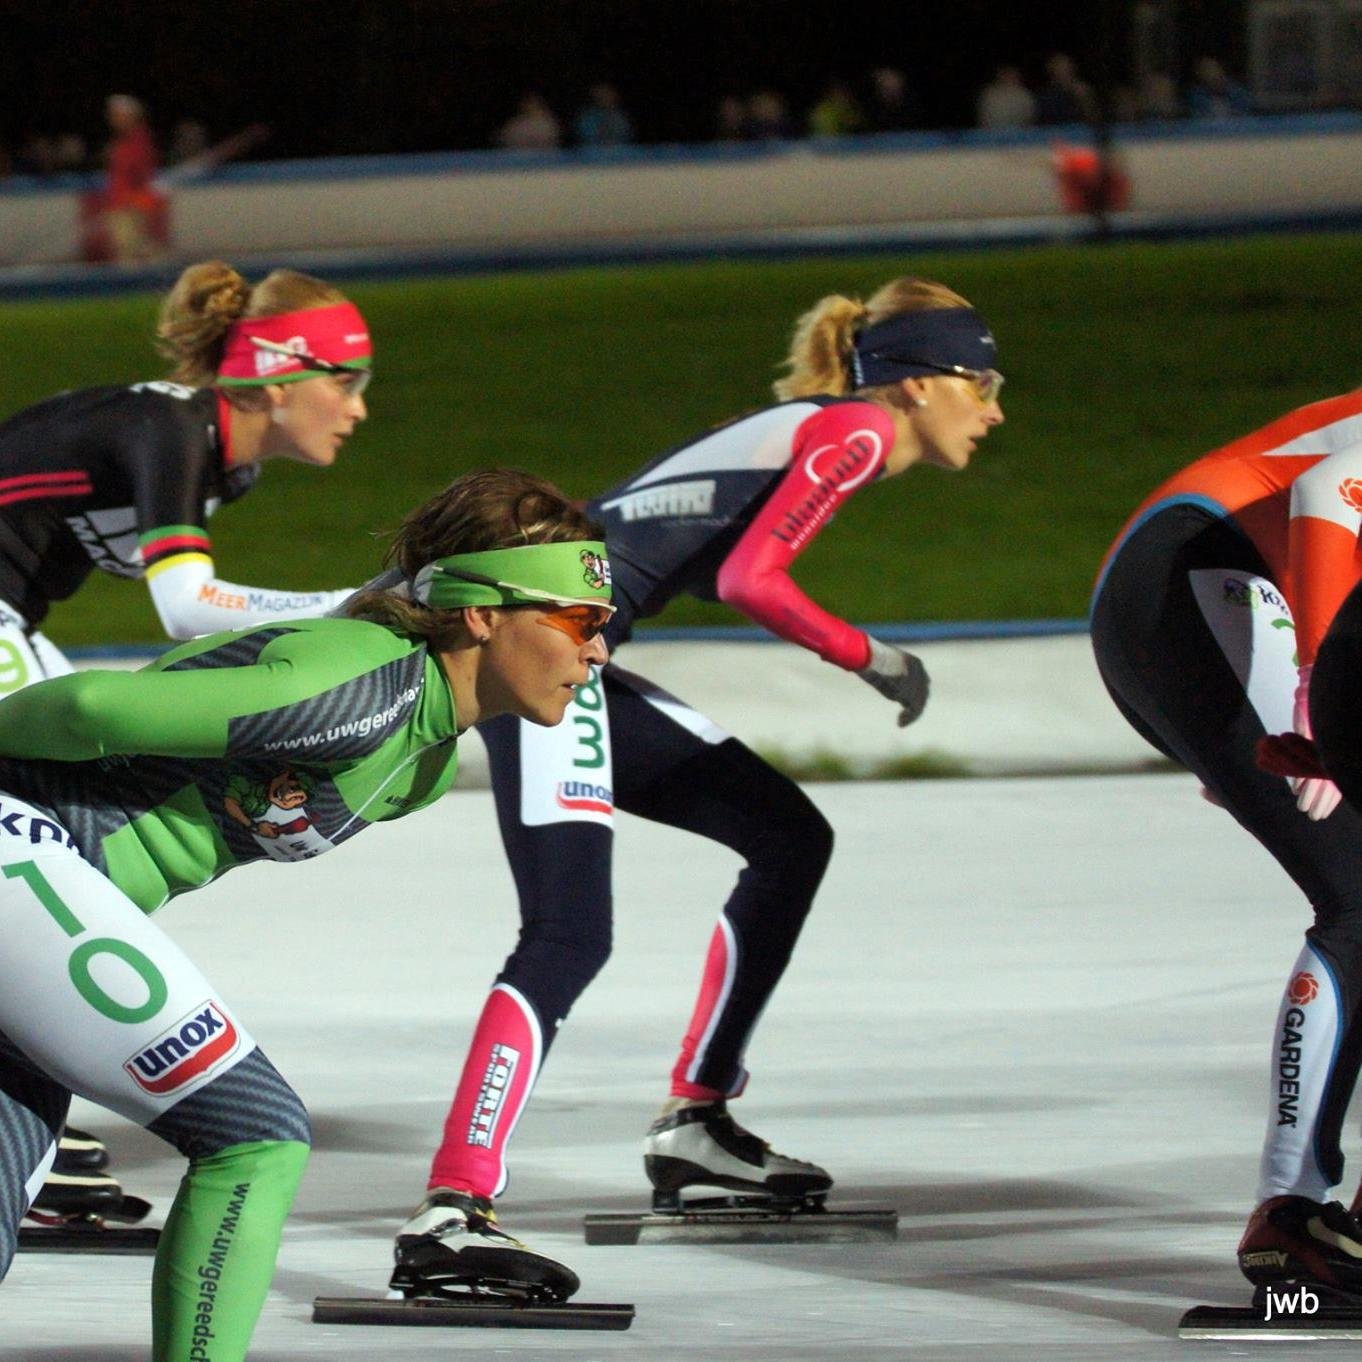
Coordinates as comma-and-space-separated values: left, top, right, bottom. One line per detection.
1093, 506, 1362, 1283
601, 668, 834, 1201
606, 668, 833, 1100
426, 682, 615, 1201
0, 1034, 67, 1278
0, 808, 308, 1361
146, 1053, 310, 1362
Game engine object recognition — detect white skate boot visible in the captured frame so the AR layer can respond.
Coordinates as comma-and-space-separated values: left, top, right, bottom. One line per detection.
390, 1189, 580, 1303
643, 1101, 832, 1212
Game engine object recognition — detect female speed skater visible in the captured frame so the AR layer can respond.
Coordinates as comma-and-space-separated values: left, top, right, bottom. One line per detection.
1092, 387, 1362, 1305
0, 258, 374, 1222
0, 468, 613, 1359
391, 276, 1006, 1290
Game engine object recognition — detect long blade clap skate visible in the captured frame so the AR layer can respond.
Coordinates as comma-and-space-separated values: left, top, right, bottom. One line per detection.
584, 1102, 897, 1245
389, 1189, 580, 1304
1179, 1196, 1362, 1336
643, 1101, 832, 1212
20, 1154, 158, 1254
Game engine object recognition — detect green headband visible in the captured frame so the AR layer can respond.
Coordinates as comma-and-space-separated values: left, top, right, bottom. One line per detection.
412, 541, 615, 611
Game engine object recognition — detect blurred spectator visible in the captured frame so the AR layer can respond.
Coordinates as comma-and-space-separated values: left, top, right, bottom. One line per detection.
1036, 53, 1097, 125
574, 84, 634, 147
715, 95, 747, 142
1051, 142, 1131, 214
52, 133, 88, 174
100, 94, 168, 261
17, 135, 57, 177
1187, 57, 1253, 118
808, 80, 864, 138
746, 90, 793, 141
167, 119, 210, 167
496, 94, 562, 151
1135, 72, 1183, 121
976, 65, 1037, 129
864, 67, 918, 132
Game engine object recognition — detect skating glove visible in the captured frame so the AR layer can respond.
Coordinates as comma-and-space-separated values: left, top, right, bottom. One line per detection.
857, 636, 929, 727
1288, 664, 1343, 821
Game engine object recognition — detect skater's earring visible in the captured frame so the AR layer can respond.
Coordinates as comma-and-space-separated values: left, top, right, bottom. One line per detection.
913, 397, 928, 408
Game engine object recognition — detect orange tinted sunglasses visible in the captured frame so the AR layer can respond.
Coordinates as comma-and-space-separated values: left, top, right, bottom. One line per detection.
538, 603, 613, 645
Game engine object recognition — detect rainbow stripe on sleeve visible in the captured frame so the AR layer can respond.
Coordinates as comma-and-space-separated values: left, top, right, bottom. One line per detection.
140, 524, 213, 579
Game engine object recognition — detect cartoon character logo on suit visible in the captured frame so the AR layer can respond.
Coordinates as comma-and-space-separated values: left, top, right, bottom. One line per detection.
223, 766, 335, 860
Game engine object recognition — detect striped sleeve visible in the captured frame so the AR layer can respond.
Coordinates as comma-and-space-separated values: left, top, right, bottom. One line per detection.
140, 523, 213, 579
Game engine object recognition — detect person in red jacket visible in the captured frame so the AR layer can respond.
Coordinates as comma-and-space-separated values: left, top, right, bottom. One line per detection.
102, 94, 166, 261
387, 277, 1006, 1298
1093, 392, 1362, 1303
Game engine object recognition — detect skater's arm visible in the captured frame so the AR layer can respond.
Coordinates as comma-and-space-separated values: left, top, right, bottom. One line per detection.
715, 402, 892, 670
144, 550, 355, 641
0, 624, 414, 761
125, 398, 351, 640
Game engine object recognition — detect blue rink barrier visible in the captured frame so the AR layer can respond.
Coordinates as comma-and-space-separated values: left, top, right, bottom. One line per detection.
66, 617, 1088, 663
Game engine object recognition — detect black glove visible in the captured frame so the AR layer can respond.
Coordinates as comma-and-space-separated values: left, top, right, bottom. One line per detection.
857, 637, 929, 727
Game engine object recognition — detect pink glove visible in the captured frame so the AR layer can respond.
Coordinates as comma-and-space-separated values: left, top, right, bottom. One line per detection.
1291, 664, 1343, 821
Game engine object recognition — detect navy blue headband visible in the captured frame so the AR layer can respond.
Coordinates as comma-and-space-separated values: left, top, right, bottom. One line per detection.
851, 308, 998, 389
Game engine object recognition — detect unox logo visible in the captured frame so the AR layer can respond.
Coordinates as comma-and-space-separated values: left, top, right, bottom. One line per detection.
124, 1001, 241, 1096
1288, 972, 1320, 1006
1340, 479, 1362, 513
556, 780, 613, 815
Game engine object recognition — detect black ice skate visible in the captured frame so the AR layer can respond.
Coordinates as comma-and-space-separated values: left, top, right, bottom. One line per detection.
314, 1189, 634, 1330
21, 1163, 157, 1255
389, 1189, 580, 1303
583, 1102, 897, 1246
643, 1100, 832, 1211
1179, 1197, 1362, 1338
54, 1126, 109, 1171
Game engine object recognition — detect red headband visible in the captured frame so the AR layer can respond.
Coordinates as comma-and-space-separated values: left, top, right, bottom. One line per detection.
217, 302, 372, 385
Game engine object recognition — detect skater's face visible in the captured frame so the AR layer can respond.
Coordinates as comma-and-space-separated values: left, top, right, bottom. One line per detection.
882, 370, 1004, 476
265, 372, 368, 467
481, 605, 608, 725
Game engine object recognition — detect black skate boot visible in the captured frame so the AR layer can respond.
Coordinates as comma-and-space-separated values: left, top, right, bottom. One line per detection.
584, 1101, 895, 1244
643, 1101, 832, 1212
1238, 1195, 1362, 1307
55, 1126, 109, 1172
390, 1189, 580, 1304
1177, 1196, 1362, 1335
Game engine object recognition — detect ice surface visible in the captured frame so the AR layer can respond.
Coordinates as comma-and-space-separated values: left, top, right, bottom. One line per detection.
2, 774, 1349, 1358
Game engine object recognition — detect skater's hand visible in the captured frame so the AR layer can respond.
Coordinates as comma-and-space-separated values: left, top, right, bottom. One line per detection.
857, 637, 929, 727
254, 821, 280, 838
1284, 664, 1344, 821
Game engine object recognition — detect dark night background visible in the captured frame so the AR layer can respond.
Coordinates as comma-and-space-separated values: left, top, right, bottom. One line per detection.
0, 0, 1254, 160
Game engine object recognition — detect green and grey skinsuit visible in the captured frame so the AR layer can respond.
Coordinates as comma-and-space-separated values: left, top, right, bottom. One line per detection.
0, 539, 610, 1361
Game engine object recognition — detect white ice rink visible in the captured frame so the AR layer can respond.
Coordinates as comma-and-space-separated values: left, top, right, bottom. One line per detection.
1, 773, 1351, 1359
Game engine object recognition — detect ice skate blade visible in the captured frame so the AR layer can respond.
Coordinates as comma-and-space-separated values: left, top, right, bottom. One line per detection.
18, 1222, 160, 1254
312, 1295, 634, 1330
583, 1202, 898, 1246
1179, 1303, 1362, 1338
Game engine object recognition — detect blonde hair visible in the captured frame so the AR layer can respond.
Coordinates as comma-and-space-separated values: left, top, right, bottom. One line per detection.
772, 277, 973, 401
345, 469, 601, 647
155, 261, 351, 387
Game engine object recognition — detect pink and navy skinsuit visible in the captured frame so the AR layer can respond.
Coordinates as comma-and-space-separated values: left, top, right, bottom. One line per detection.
428, 396, 895, 1198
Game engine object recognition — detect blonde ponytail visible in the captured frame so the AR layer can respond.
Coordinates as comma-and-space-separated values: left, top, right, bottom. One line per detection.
772, 277, 974, 401
155, 261, 352, 388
